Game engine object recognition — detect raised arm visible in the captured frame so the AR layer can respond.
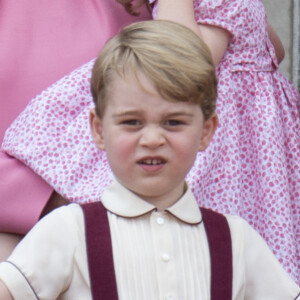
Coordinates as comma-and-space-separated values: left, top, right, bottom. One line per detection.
197, 24, 230, 66
156, 0, 199, 33
155, 0, 230, 66
267, 22, 285, 64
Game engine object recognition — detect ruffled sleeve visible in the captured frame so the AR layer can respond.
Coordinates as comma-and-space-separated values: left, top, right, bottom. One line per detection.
194, 0, 246, 36
149, 0, 246, 36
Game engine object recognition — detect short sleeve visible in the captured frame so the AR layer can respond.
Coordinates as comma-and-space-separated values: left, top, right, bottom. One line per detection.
228, 216, 300, 299
193, 0, 246, 35
150, 0, 246, 36
0, 204, 84, 300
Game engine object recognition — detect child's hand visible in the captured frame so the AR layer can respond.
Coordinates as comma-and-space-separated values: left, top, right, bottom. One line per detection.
40, 191, 69, 218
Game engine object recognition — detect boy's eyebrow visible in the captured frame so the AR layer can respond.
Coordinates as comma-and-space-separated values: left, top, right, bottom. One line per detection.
112, 110, 196, 118
163, 111, 195, 118
112, 110, 142, 118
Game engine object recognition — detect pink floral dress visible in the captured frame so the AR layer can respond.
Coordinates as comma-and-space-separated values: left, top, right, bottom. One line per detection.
3, 0, 300, 284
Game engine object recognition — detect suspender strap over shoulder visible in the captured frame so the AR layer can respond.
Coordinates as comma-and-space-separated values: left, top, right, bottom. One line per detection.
82, 202, 233, 300
201, 207, 233, 300
81, 202, 118, 300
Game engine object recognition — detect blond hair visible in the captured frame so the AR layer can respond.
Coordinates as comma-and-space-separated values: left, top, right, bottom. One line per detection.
91, 20, 217, 120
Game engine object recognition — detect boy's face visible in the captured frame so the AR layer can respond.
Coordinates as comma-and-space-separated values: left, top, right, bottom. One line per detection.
90, 72, 217, 210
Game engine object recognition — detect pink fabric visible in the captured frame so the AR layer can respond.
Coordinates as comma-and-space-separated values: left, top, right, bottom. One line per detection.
2, 0, 300, 285
0, 0, 150, 140
189, 0, 300, 284
0, 0, 151, 233
0, 151, 53, 233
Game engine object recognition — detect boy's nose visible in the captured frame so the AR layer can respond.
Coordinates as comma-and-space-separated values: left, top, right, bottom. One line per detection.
139, 126, 165, 149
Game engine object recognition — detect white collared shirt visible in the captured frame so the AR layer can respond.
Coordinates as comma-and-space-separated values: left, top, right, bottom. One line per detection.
0, 180, 299, 300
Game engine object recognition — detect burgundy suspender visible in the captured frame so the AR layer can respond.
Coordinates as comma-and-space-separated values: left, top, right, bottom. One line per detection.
81, 202, 119, 300
81, 203, 232, 300
200, 207, 233, 300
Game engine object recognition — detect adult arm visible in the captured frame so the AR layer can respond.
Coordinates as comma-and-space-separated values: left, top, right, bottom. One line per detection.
0, 234, 23, 262
0, 279, 13, 300
155, 0, 230, 66
267, 22, 285, 64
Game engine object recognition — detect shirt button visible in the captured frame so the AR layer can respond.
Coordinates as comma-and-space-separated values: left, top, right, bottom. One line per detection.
156, 217, 164, 225
161, 253, 170, 262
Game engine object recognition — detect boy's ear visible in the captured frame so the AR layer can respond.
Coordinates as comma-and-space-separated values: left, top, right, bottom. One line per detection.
199, 113, 219, 151
90, 108, 105, 150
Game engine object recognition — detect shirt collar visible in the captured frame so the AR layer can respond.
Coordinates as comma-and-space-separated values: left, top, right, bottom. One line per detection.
101, 180, 202, 225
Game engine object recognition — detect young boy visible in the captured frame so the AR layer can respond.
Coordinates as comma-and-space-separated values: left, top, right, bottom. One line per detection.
0, 20, 299, 300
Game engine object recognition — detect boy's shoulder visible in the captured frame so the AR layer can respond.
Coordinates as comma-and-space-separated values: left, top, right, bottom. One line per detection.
40, 202, 85, 235
223, 213, 255, 242
200, 208, 252, 250
223, 213, 248, 226
200, 208, 249, 233
50, 202, 83, 218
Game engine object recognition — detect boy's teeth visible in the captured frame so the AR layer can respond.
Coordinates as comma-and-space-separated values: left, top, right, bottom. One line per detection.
152, 159, 159, 165
144, 159, 162, 165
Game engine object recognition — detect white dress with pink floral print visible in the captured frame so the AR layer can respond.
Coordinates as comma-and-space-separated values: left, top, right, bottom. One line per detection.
3, 0, 300, 283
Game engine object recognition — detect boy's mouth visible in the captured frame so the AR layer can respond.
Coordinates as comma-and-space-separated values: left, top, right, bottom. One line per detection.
138, 158, 166, 165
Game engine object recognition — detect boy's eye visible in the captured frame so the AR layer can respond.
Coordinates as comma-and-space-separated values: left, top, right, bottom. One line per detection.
120, 119, 141, 126
165, 120, 185, 126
